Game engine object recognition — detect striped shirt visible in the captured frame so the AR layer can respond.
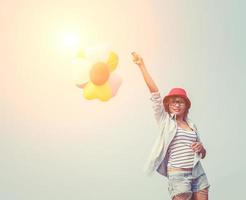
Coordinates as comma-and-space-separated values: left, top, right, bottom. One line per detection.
167, 127, 197, 168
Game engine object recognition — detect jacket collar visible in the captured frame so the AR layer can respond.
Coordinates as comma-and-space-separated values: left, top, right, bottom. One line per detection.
170, 113, 197, 131
170, 113, 176, 119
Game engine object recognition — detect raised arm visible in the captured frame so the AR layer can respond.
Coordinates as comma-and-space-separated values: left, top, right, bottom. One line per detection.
131, 52, 159, 93
131, 52, 167, 125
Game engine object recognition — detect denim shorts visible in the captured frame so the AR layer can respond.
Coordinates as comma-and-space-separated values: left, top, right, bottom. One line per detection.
167, 170, 210, 199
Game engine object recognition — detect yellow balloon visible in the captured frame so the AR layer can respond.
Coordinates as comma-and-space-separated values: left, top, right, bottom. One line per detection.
83, 81, 112, 101
107, 52, 119, 72
83, 82, 95, 100
95, 83, 112, 101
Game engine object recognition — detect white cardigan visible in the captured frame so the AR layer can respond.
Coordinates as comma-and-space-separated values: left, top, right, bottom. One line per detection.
143, 92, 205, 177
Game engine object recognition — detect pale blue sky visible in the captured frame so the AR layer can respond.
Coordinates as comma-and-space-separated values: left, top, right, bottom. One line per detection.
1, 0, 245, 199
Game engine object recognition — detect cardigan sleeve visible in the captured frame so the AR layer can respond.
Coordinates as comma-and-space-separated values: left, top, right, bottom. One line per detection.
150, 92, 167, 126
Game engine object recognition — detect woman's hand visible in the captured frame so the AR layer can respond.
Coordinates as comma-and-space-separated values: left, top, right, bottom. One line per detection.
131, 51, 159, 93
131, 52, 144, 67
191, 142, 206, 158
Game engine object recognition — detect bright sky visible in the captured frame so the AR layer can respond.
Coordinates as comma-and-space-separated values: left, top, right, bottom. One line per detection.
1, 0, 245, 199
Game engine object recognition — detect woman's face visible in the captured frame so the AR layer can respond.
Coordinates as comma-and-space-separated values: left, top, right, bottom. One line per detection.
168, 96, 187, 116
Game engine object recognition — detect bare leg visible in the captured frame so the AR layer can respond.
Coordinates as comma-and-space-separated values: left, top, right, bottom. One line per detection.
192, 187, 209, 200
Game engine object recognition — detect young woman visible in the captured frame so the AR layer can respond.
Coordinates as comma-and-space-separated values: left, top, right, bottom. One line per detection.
131, 52, 210, 200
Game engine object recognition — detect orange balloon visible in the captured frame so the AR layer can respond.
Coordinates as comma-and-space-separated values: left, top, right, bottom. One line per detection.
90, 62, 110, 85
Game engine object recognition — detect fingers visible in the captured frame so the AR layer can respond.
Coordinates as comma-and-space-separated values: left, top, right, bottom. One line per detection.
131, 52, 142, 65
131, 52, 139, 60
191, 142, 199, 148
131, 52, 138, 59
131, 52, 141, 60
191, 142, 203, 153
194, 147, 203, 153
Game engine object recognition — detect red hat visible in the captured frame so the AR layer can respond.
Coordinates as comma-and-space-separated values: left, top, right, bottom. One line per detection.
163, 88, 191, 109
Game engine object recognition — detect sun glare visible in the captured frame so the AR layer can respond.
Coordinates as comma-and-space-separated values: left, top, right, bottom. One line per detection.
63, 32, 79, 49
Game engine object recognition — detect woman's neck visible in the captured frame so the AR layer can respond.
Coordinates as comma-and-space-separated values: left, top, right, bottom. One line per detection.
176, 115, 186, 122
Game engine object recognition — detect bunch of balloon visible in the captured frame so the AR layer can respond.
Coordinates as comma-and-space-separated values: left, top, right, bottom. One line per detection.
75, 51, 122, 101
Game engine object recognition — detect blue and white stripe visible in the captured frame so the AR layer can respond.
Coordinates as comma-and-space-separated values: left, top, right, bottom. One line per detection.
167, 127, 197, 168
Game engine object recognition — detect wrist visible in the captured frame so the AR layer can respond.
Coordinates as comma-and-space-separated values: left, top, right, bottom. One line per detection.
138, 63, 145, 69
